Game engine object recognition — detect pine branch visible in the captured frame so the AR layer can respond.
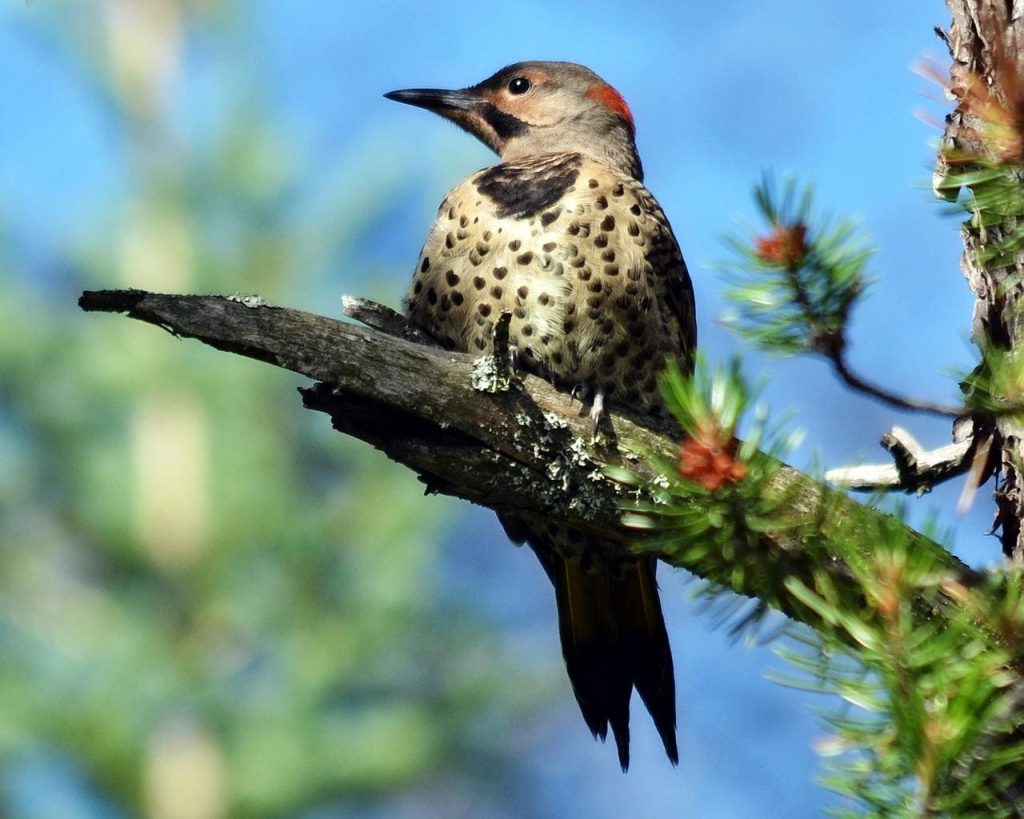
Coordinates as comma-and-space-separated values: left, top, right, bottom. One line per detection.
725, 178, 965, 419
824, 342, 964, 418
78, 288, 989, 645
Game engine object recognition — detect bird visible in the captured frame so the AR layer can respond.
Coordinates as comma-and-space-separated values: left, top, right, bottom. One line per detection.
386, 61, 696, 770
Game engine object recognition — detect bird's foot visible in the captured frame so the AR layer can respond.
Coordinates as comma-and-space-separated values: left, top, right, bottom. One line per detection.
508, 343, 521, 374
590, 388, 605, 440
490, 311, 516, 386
472, 312, 516, 394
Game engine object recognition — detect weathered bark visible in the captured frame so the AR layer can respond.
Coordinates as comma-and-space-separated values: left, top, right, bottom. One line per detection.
78, 288, 985, 638
942, 0, 1024, 559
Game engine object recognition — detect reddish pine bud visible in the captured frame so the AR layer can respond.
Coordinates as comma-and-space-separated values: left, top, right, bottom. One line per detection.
678, 429, 747, 491
919, 55, 1024, 163
754, 222, 807, 268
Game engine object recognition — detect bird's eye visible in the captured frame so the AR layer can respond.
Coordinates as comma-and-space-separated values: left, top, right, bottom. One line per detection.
507, 77, 532, 95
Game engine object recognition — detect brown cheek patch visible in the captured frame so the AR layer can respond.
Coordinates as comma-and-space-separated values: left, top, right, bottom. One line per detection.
586, 84, 635, 131
482, 88, 525, 121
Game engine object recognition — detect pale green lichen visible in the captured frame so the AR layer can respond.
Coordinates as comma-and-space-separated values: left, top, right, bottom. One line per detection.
471, 354, 511, 393
541, 411, 570, 430
226, 293, 271, 308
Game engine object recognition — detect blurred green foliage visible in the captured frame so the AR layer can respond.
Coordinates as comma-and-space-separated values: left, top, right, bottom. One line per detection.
0, 4, 549, 817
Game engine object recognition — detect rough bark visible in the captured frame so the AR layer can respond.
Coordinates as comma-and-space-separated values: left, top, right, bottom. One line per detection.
942, 0, 1024, 560
78, 288, 985, 639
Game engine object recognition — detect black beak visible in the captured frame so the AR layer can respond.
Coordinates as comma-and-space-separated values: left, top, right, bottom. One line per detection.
384, 87, 480, 114
385, 85, 521, 155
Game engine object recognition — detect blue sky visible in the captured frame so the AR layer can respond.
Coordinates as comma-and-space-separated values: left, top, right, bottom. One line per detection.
1, 1, 992, 816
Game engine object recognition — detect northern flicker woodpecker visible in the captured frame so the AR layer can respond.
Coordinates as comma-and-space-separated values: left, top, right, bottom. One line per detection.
387, 61, 696, 769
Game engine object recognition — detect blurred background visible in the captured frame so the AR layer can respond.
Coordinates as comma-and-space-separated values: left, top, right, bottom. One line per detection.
0, 1, 993, 817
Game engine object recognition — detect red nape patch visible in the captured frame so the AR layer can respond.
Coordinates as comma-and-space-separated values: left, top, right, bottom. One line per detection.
586, 84, 635, 130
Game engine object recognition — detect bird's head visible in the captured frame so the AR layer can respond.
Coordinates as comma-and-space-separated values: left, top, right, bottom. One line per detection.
386, 61, 643, 180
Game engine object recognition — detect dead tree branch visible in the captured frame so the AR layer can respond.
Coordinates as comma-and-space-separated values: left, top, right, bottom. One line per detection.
78, 288, 989, 643
826, 424, 975, 492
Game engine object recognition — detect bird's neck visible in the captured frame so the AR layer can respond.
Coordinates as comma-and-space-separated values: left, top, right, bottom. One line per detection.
501, 123, 643, 182
592, 138, 643, 182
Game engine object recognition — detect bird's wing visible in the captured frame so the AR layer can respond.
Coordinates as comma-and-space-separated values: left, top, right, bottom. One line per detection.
635, 185, 697, 374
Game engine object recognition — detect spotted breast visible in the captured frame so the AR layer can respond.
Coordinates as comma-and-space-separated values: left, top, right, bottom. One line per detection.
404, 151, 695, 412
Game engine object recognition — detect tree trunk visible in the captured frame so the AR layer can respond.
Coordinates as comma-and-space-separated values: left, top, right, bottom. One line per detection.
942, 0, 1024, 560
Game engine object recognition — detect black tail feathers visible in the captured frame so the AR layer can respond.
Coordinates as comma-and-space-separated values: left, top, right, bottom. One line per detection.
500, 513, 677, 769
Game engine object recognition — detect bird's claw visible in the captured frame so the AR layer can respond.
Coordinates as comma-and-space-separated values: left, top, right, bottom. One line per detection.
590, 389, 605, 440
